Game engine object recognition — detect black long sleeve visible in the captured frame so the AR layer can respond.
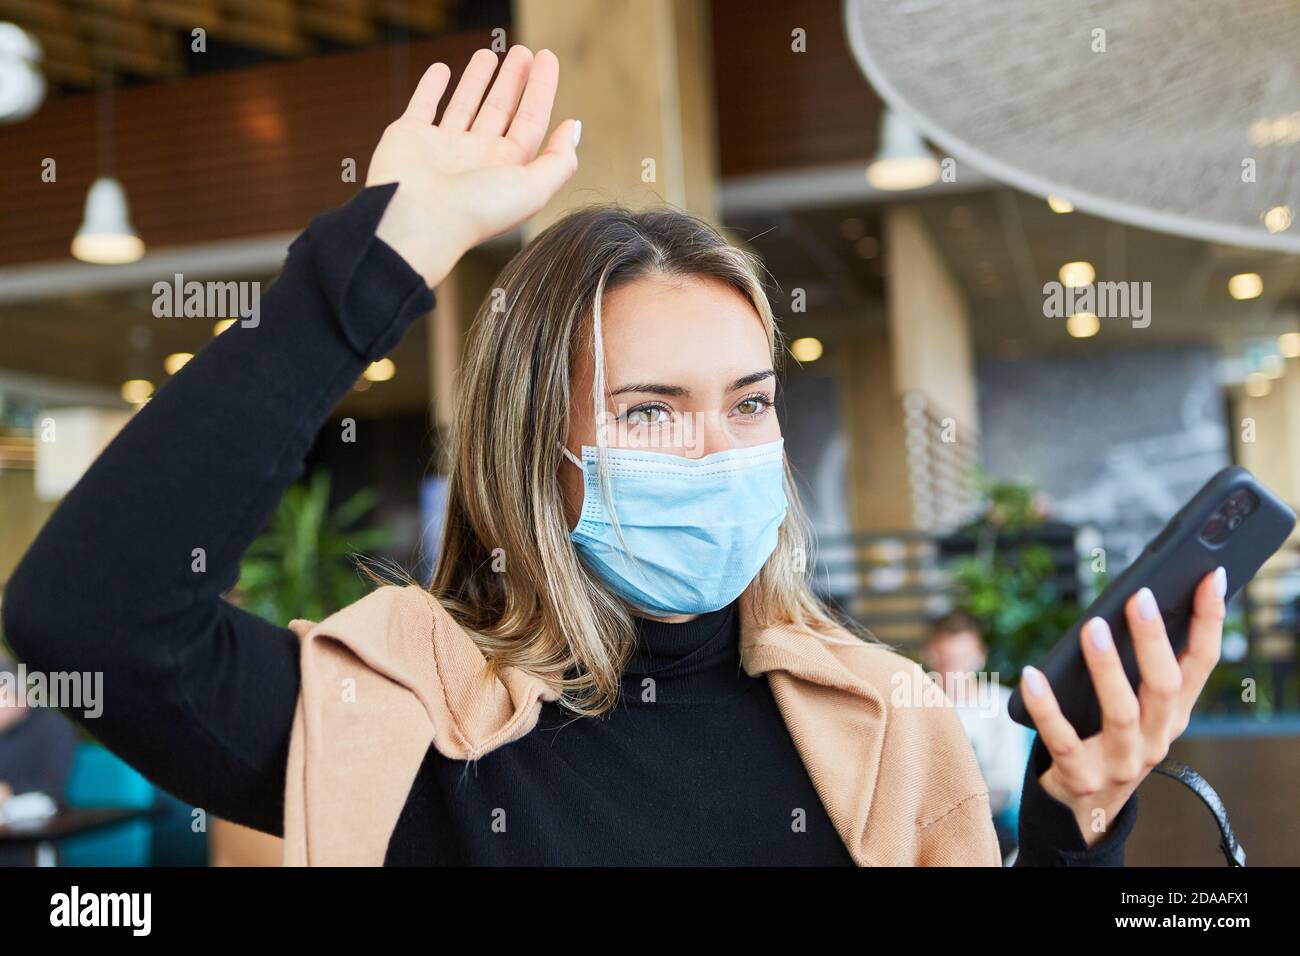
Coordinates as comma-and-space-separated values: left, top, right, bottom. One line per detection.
1014, 735, 1138, 865
2, 183, 434, 835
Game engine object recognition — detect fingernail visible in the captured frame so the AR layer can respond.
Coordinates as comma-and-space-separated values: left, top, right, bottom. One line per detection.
572, 119, 583, 146
1088, 617, 1113, 651
1022, 665, 1046, 698
1215, 566, 1227, 598
1136, 587, 1159, 621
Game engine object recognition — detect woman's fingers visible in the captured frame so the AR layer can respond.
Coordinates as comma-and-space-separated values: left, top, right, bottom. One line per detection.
1019, 665, 1090, 786
1079, 617, 1144, 780
403, 62, 452, 124
1125, 588, 1182, 752
471, 45, 535, 137
522, 118, 581, 204
1178, 568, 1227, 717
440, 48, 500, 131
507, 48, 560, 157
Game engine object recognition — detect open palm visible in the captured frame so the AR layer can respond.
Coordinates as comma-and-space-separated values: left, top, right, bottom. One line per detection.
366, 46, 580, 287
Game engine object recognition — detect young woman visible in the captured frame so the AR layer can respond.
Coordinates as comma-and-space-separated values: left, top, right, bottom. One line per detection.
3, 47, 1224, 866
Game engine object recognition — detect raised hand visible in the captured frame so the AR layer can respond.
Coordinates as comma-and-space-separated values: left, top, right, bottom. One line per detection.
1019, 567, 1226, 847
366, 46, 581, 288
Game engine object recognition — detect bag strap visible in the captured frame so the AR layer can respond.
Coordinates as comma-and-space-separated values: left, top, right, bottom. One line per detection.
1150, 760, 1246, 867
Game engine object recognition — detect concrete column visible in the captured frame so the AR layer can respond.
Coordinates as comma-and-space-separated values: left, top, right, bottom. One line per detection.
514, 0, 720, 232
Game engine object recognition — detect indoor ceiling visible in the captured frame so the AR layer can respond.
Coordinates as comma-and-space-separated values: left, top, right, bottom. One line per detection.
5, 182, 1299, 414
0, 265, 432, 416
729, 186, 1300, 360
0, 0, 489, 89
915, 189, 1300, 356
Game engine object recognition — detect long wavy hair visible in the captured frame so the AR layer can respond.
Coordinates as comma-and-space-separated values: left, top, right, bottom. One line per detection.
429, 204, 864, 717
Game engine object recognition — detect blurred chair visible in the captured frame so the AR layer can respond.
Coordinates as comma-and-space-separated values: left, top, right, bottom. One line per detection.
60, 742, 154, 867
150, 790, 210, 866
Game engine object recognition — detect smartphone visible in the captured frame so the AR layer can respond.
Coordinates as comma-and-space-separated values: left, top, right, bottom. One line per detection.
1007, 466, 1296, 738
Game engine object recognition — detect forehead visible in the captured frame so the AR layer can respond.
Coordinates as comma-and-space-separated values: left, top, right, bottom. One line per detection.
930, 630, 982, 650
592, 273, 771, 379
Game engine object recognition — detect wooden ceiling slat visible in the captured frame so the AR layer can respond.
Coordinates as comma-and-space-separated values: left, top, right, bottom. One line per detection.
39, 56, 99, 86
72, 0, 141, 14
219, 0, 298, 28
0, 0, 78, 28
21, 24, 92, 62
142, 1, 223, 32
0, 0, 452, 88
378, 0, 445, 32
79, 0, 144, 13
213, 20, 308, 54
75, 8, 172, 49
298, 7, 376, 44
305, 0, 373, 12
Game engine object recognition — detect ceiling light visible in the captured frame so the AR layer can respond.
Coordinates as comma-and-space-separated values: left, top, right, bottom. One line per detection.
866, 110, 940, 191
1228, 272, 1263, 300
790, 337, 824, 362
120, 379, 154, 405
1066, 312, 1099, 338
0, 23, 46, 124
72, 178, 144, 264
1263, 206, 1293, 233
1278, 332, 1300, 358
1047, 195, 1074, 214
213, 319, 235, 336
364, 358, 396, 382
1245, 372, 1271, 398
1059, 261, 1095, 287
163, 352, 193, 375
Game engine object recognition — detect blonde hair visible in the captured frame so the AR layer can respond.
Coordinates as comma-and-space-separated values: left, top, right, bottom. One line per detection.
429, 204, 864, 717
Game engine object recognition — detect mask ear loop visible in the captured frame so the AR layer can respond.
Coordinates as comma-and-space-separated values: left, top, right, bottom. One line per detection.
561, 445, 584, 469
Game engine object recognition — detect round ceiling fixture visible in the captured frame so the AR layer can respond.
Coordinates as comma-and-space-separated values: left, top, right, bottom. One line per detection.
844, 0, 1300, 253
0, 22, 45, 124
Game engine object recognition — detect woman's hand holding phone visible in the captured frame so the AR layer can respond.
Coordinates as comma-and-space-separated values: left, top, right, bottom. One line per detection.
366, 46, 581, 289
1018, 568, 1226, 847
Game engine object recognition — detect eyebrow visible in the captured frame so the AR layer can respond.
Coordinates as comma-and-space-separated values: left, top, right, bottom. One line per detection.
609, 368, 775, 398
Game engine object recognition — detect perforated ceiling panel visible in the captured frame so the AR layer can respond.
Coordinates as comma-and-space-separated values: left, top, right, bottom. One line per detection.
844, 0, 1300, 253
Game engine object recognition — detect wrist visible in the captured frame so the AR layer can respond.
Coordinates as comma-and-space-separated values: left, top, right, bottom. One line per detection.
371, 182, 474, 289
1065, 789, 1131, 848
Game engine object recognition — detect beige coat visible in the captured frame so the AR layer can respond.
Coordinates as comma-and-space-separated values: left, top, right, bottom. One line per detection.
282, 584, 1002, 866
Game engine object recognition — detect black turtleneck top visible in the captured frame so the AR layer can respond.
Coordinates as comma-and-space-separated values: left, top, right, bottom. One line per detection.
397, 599, 855, 865
3, 184, 1136, 866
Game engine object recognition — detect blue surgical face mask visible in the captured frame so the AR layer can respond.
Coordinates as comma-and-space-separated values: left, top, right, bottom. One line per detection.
561, 438, 789, 617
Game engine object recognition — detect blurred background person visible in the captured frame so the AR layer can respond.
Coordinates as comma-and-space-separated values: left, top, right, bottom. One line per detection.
921, 612, 1032, 859
0, 652, 77, 807
0, 652, 78, 865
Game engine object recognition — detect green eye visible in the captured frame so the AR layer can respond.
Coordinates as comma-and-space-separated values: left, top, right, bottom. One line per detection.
735, 395, 772, 417
627, 405, 670, 426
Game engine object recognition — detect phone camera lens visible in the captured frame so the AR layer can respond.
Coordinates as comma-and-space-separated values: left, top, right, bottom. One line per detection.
1200, 515, 1229, 544
1223, 489, 1258, 517
1227, 512, 1245, 531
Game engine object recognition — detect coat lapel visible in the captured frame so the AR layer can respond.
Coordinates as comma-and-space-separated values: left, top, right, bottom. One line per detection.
738, 592, 888, 866
284, 585, 557, 865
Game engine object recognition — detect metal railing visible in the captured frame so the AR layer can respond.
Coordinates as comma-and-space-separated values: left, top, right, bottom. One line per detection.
811, 527, 1300, 716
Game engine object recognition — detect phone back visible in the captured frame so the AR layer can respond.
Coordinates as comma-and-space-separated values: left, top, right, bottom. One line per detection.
1006, 466, 1295, 738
